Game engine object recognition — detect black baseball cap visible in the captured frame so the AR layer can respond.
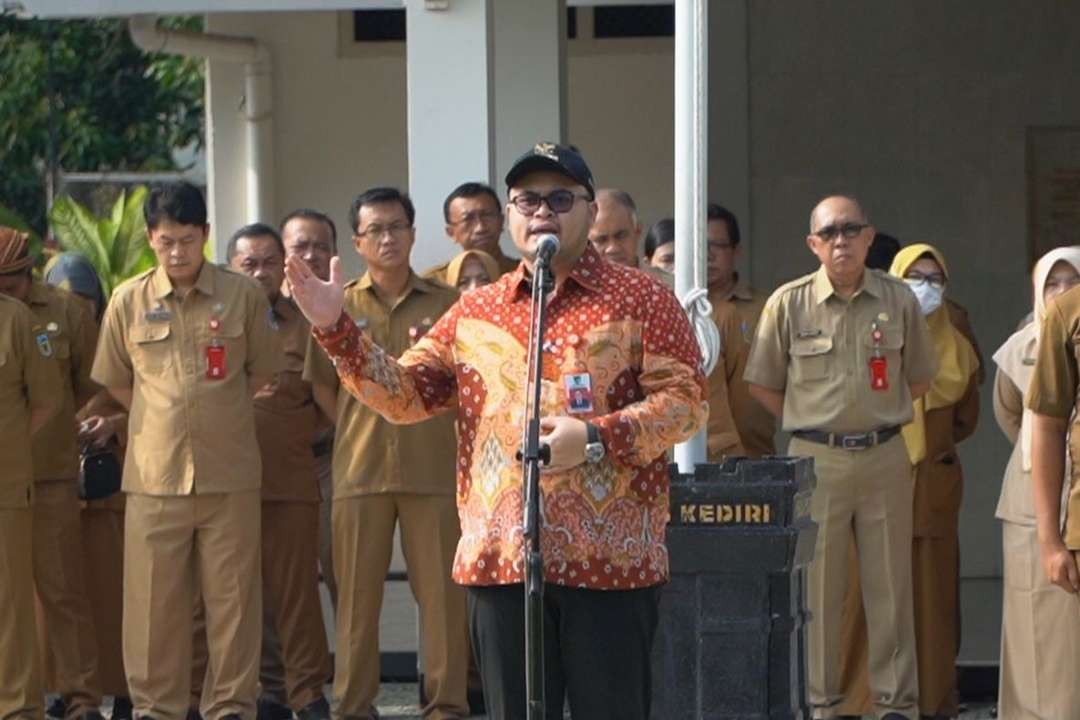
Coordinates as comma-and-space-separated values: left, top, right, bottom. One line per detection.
505, 142, 596, 199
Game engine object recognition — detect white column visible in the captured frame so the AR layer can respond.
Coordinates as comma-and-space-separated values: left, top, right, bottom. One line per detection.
406, 0, 565, 271
673, 0, 710, 471
406, 0, 495, 271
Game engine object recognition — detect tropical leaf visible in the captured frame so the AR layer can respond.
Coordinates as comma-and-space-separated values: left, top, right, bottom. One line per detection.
49, 195, 113, 294
113, 186, 151, 277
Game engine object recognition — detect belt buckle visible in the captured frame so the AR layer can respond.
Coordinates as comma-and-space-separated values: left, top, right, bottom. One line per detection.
841, 433, 869, 450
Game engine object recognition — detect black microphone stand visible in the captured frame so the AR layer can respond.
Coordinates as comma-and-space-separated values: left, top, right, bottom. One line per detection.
521, 253, 555, 720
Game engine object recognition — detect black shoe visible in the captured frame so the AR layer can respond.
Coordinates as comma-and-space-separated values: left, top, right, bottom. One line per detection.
256, 699, 293, 720
186, 709, 204, 720
297, 698, 330, 720
112, 697, 134, 720
46, 697, 67, 720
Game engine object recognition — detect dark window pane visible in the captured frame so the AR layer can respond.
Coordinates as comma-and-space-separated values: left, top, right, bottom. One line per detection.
353, 9, 406, 42
567, 7, 577, 39
594, 4, 674, 38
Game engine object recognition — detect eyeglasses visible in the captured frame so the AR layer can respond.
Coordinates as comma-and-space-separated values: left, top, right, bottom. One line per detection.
508, 190, 588, 216
904, 272, 946, 290
814, 222, 868, 242
450, 210, 501, 227
356, 222, 411, 240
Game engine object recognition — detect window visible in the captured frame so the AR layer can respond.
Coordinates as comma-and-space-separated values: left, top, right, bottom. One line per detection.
593, 4, 674, 39
353, 9, 406, 42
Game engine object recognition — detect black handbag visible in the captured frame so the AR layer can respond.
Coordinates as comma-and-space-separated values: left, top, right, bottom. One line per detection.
79, 445, 122, 500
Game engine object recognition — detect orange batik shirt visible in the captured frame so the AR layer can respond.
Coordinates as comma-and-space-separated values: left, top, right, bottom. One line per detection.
313, 245, 707, 590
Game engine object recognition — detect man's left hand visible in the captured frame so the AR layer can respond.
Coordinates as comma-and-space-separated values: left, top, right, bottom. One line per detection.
538, 415, 589, 472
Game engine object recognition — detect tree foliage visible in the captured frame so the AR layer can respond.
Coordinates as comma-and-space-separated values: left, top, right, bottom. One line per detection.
0, 14, 205, 235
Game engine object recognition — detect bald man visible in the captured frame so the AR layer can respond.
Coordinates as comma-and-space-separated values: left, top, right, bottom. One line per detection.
745, 195, 936, 720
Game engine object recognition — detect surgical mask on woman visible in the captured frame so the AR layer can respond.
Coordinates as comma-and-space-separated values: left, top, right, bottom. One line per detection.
906, 279, 944, 316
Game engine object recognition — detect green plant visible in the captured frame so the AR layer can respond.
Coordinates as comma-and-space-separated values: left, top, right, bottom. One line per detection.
48, 186, 155, 297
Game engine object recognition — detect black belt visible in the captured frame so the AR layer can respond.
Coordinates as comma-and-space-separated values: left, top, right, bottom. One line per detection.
311, 436, 334, 457
792, 426, 901, 451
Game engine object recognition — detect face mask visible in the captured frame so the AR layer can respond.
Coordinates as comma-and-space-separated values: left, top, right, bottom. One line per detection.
906, 280, 943, 316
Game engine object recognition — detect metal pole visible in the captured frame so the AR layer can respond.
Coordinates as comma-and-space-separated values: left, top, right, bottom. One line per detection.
673, 0, 710, 472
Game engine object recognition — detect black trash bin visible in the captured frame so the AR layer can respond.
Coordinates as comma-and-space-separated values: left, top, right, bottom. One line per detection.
651, 457, 817, 720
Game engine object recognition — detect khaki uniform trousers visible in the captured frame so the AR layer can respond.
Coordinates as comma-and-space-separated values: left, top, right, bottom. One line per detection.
125, 491, 261, 720
316, 451, 337, 609
80, 498, 127, 696
32, 480, 101, 718
998, 521, 1080, 719
332, 493, 468, 720
790, 435, 918, 720
1, 507, 42, 720
261, 502, 332, 710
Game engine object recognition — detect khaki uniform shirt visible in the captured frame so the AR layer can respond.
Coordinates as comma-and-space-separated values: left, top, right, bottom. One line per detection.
254, 296, 320, 503
304, 271, 459, 500
1026, 287, 1080, 547
422, 250, 519, 285
0, 295, 62, 507
92, 263, 283, 495
26, 280, 99, 482
745, 266, 937, 434
709, 282, 775, 458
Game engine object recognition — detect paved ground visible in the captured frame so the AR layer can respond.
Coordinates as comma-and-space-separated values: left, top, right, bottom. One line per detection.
369, 684, 998, 719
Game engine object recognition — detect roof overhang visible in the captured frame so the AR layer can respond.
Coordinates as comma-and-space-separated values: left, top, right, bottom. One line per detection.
5, 0, 666, 19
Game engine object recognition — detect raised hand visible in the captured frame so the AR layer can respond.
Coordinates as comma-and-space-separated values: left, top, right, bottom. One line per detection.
285, 255, 345, 330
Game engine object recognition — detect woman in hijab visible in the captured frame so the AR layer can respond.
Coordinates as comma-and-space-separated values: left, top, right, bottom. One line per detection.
993, 246, 1080, 719
445, 248, 501, 292
44, 252, 132, 718
837, 243, 981, 720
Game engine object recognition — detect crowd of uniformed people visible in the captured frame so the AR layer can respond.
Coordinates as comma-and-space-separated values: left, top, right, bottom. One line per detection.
2, 141, 1079, 720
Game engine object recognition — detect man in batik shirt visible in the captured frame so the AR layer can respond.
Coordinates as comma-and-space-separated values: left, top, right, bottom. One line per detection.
285, 143, 709, 720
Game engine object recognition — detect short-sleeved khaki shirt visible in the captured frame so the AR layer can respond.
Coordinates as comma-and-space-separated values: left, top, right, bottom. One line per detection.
1026, 286, 1080, 547
92, 262, 283, 495
0, 295, 62, 507
254, 296, 320, 503
26, 280, 99, 482
422, 250, 519, 286
709, 283, 775, 458
303, 271, 459, 499
745, 266, 937, 434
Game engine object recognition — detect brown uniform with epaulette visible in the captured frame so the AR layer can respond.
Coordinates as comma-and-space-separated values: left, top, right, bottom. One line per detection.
304, 272, 468, 720
745, 266, 936, 720
91, 262, 282, 720
0, 294, 62, 720
708, 282, 775, 459
422, 250, 518, 286
25, 279, 104, 719
1027, 286, 1080, 550
254, 294, 331, 711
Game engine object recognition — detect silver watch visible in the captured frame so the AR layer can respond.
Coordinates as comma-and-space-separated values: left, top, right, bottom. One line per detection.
584, 422, 605, 463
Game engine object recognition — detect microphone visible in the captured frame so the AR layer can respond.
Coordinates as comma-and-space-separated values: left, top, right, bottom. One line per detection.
535, 234, 560, 265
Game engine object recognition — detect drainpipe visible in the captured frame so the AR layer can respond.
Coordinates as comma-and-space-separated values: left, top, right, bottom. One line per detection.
673, 0, 716, 473
129, 14, 274, 225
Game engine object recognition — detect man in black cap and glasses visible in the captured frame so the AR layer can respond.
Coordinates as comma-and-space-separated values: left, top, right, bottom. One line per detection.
284, 142, 709, 720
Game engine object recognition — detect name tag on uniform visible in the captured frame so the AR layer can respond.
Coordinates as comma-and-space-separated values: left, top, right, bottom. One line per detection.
796, 329, 822, 339
564, 372, 594, 414
145, 307, 172, 323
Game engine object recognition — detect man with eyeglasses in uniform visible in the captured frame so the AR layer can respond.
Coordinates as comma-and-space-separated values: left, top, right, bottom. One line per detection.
424, 182, 519, 285
588, 188, 672, 287
285, 143, 708, 720
745, 195, 936, 720
303, 187, 468, 720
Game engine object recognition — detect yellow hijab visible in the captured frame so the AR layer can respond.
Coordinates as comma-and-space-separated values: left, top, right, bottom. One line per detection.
446, 249, 501, 290
890, 243, 980, 464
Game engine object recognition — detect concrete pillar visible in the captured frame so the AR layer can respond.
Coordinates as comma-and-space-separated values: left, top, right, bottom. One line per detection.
406, 0, 565, 271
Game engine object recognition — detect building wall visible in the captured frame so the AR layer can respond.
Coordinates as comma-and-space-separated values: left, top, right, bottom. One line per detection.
747, 0, 1080, 662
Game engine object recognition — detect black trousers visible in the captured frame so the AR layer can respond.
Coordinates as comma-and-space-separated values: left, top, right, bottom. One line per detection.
467, 582, 661, 720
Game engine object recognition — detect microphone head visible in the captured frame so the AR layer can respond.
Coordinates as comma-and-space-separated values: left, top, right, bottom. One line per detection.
536, 234, 560, 263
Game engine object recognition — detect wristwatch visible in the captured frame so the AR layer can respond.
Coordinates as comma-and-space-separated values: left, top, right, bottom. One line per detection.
584, 422, 605, 464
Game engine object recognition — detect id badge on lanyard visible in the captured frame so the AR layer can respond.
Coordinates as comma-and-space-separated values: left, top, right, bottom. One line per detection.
207, 311, 226, 380
868, 321, 888, 391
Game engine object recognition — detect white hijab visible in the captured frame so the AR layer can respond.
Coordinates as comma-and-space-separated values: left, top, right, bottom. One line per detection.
993, 246, 1080, 470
